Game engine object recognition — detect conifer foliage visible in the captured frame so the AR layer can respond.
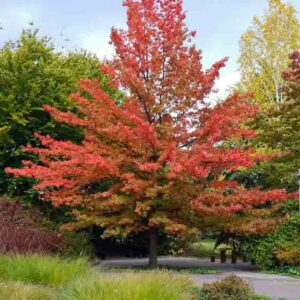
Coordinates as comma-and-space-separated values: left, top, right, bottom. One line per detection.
6, 0, 291, 268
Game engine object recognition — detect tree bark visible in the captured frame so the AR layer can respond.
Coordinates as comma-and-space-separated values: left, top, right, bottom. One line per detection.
231, 248, 237, 264
148, 228, 158, 269
220, 249, 227, 263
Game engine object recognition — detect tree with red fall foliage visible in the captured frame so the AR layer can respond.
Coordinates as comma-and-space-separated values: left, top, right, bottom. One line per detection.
6, 0, 292, 268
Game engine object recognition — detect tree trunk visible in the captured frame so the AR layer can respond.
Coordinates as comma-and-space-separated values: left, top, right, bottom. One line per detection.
148, 228, 158, 269
231, 248, 237, 264
220, 249, 227, 263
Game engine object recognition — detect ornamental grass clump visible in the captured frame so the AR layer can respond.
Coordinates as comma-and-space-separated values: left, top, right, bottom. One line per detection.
0, 255, 89, 286
0, 281, 55, 300
60, 272, 194, 300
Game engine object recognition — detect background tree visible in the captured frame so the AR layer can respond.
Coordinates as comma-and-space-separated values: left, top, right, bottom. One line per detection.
235, 33, 300, 267
239, 0, 300, 105
237, 0, 300, 190
255, 51, 300, 155
249, 52, 300, 191
6, 0, 291, 268
242, 200, 299, 268
0, 26, 121, 195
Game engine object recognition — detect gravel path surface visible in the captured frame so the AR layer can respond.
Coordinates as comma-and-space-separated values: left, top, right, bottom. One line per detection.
100, 256, 300, 300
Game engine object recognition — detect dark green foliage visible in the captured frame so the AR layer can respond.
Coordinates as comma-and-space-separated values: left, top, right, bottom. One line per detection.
60, 231, 94, 258
242, 202, 299, 269
227, 157, 299, 192
264, 265, 300, 277
253, 155, 299, 191
252, 296, 272, 300
199, 274, 254, 300
158, 233, 186, 256
0, 26, 122, 195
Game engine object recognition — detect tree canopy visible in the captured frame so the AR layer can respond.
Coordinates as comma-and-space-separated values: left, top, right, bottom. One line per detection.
239, 0, 300, 105
251, 51, 300, 190
237, 0, 300, 190
0, 26, 120, 193
6, 0, 293, 268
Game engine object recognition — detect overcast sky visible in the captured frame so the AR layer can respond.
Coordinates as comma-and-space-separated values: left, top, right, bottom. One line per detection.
1, 0, 299, 96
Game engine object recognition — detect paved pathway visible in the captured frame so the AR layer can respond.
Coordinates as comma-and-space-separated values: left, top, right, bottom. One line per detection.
101, 256, 258, 271
100, 256, 300, 300
192, 273, 300, 300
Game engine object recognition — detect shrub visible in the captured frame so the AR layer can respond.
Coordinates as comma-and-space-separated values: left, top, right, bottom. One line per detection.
0, 198, 62, 254
0, 255, 89, 286
266, 265, 300, 277
0, 281, 55, 300
60, 272, 194, 300
276, 242, 300, 266
242, 207, 299, 269
60, 231, 94, 258
199, 274, 254, 300
158, 233, 186, 256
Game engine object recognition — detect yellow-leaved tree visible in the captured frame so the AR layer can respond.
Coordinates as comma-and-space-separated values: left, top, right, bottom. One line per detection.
239, 0, 300, 106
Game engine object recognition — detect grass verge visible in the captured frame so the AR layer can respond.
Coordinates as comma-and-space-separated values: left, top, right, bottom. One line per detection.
60, 272, 194, 300
0, 254, 197, 300
262, 265, 300, 278
0, 281, 56, 300
0, 255, 89, 286
103, 265, 218, 275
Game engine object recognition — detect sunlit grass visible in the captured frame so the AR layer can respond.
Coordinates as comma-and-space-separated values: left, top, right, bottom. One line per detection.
0, 255, 89, 286
186, 239, 217, 258
60, 272, 195, 300
0, 281, 56, 300
0, 254, 198, 300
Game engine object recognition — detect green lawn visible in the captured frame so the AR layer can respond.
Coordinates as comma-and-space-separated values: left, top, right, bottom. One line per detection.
186, 239, 224, 258
186, 239, 214, 258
